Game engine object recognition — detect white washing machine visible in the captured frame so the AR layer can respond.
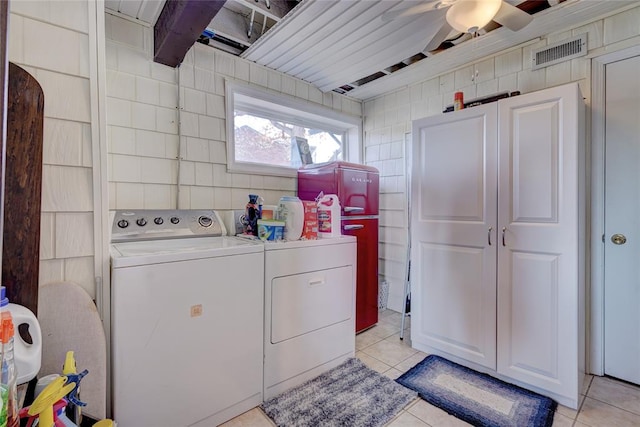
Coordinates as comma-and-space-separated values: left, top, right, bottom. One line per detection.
110, 210, 264, 427
263, 236, 357, 399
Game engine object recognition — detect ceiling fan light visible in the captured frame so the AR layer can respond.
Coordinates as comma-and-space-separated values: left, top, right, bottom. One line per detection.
446, 0, 503, 34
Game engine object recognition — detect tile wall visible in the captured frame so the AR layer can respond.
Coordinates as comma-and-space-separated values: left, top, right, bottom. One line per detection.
7, 2, 363, 300
6, 0, 640, 310
366, 6, 640, 312
8, 1, 96, 297
105, 13, 362, 210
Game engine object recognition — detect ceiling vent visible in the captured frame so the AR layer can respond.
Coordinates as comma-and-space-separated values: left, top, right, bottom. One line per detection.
532, 33, 587, 70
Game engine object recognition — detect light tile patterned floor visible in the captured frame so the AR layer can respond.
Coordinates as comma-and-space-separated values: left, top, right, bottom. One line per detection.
221, 309, 640, 427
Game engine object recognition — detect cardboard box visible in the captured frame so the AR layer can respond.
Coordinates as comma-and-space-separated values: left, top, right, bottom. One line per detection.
302, 200, 318, 220
301, 219, 318, 240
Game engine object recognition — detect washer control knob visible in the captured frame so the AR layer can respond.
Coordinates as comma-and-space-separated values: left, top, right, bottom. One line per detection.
136, 218, 147, 227
117, 219, 129, 229
198, 216, 213, 227
154, 217, 164, 225
170, 216, 180, 224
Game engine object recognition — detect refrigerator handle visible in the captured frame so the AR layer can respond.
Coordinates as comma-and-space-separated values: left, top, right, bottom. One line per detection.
344, 224, 365, 231
343, 206, 365, 213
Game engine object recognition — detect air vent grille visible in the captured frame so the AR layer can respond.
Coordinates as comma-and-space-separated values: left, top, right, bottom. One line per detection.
532, 34, 587, 70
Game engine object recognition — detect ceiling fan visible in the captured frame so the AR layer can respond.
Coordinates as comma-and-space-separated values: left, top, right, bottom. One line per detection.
381, 0, 534, 52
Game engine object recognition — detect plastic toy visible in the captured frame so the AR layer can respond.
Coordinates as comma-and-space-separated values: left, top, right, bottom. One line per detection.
19, 351, 116, 427
19, 375, 75, 427
62, 351, 88, 421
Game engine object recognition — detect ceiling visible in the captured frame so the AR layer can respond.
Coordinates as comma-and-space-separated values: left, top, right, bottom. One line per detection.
105, 0, 638, 101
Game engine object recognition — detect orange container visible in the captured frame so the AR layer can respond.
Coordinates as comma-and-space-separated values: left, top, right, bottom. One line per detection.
454, 92, 464, 110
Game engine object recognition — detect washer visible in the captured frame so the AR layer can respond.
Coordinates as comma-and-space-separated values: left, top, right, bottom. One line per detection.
110, 210, 264, 427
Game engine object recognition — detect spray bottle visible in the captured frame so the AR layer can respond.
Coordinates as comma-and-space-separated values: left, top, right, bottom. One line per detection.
0, 311, 18, 427
62, 351, 88, 425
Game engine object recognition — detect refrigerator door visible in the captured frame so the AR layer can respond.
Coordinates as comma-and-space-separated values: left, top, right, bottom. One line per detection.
337, 167, 379, 216
342, 217, 379, 332
297, 162, 379, 216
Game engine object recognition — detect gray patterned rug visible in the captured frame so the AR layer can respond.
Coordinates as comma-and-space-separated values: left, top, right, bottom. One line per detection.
262, 358, 417, 427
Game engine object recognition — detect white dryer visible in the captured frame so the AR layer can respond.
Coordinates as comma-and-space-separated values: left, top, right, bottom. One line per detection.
110, 210, 264, 427
263, 236, 357, 399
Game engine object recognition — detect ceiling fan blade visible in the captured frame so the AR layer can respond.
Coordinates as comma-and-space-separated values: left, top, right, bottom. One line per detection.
493, 1, 533, 31
424, 20, 454, 52
381, 1, 443, 23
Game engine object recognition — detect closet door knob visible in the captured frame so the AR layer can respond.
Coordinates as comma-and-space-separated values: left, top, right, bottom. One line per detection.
611, 234, 627, 245
488, 227, 493, 246
502, 227, 507, 246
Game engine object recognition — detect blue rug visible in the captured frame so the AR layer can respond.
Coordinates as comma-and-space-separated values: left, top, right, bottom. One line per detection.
262, 358, 417, 427
396, 355, 557, 427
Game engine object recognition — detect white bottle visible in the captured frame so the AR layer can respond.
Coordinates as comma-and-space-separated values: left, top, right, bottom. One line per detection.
278, 196, 304, 241
6, 303, 41, 385
317, 194, 342, 238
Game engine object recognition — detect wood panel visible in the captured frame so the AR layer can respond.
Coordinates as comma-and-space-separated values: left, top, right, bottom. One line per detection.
3, 63, 44, 314
154, 0, 226, 67
0, 0, 8, 274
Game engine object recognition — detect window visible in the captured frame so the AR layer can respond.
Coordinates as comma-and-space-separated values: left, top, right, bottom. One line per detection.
226, 81, 361, 177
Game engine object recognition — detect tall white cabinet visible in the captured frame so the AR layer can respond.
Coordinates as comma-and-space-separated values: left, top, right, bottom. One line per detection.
410, 83, 585, 409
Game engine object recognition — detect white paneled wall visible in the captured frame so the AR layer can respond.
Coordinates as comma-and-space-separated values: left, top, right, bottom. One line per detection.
105, 12, 180, 210
365, 5, 640, 313
10, 0, 636, 317
105, 13, 362, 210
8, 1, 96, 298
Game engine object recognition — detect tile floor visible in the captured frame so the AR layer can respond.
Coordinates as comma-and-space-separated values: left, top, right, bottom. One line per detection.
221, 309, 640, 427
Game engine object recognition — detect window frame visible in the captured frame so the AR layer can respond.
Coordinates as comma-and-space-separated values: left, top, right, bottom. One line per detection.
225, 80, 362, 177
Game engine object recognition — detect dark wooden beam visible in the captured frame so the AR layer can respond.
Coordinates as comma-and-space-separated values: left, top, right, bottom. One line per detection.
0, 0, 8, 273
154, 0, 227, 67
4, 62, 44, 315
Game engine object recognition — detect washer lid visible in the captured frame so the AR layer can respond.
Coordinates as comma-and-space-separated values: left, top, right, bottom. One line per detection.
111, 236, 263, 268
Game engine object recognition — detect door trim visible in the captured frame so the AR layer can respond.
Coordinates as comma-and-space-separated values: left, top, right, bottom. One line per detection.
591, 44, 640, 376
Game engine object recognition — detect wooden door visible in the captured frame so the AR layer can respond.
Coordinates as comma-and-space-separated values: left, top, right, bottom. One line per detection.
604, 54, 640, 385
410, 104, 498, 369
496, 83, 584, 408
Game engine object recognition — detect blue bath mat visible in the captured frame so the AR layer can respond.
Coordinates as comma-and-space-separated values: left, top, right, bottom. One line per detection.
396, 355, 557, 427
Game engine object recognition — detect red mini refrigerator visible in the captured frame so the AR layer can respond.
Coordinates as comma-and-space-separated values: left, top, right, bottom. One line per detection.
298, 161, 379, 333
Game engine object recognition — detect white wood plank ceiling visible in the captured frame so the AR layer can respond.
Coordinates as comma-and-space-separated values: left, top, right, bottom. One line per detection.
104, 0, 165, 24
105, 0, 639, 101
242, 0, 450, 92
242, 0, 639, 99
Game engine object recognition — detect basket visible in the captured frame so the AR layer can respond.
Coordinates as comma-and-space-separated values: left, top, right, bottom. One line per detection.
378, 280, 389, 309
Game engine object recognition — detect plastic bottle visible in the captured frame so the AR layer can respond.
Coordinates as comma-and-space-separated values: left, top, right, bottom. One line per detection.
0, 287, 8, 427
454, 91, 464, 110
0, 311, 18, 427
245, 194, 261, 236
63, 351, 87, 425
317, 194, 342, 238
5, 302, 40, 386
278, 196, 304, 241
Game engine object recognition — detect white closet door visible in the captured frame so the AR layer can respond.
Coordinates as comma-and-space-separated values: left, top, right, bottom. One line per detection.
604, 54, 640, 385
410, 104, 498, 369
497, 83, 584, 405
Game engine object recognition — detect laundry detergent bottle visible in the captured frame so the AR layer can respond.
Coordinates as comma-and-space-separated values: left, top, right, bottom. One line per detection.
278, 196, 304, 241
317, 194, 341, 238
